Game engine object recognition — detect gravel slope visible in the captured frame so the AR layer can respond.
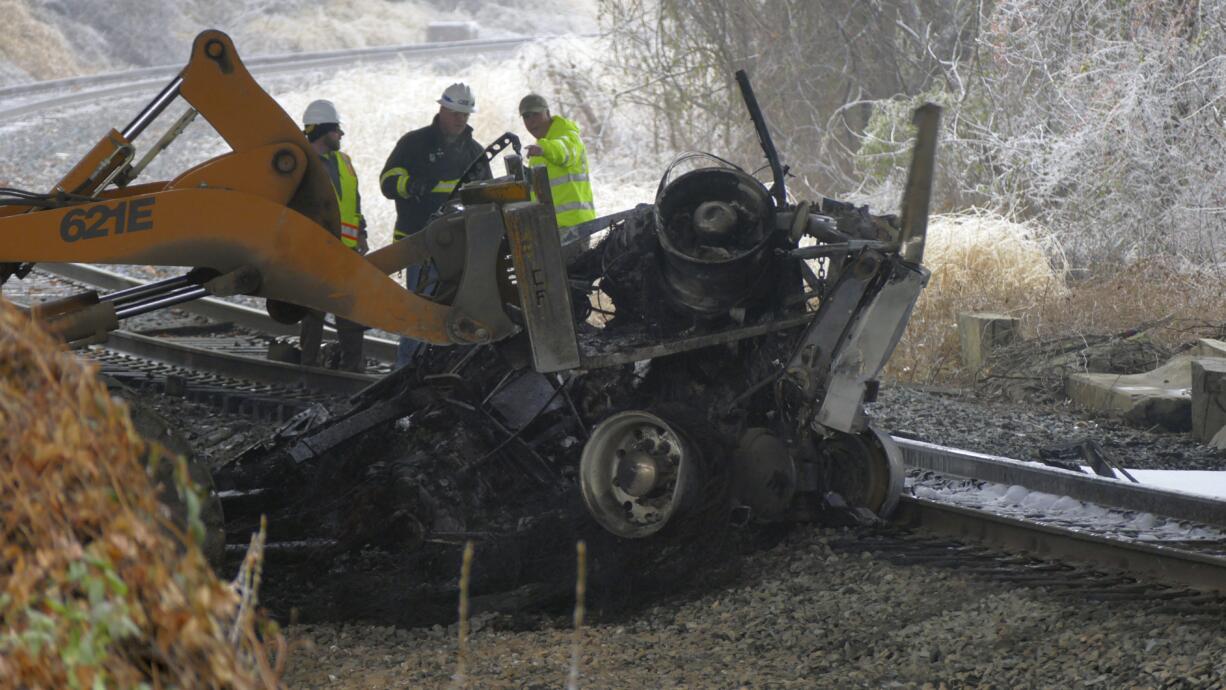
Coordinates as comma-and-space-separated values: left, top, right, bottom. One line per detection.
872, 386, 1226, 471
280, 527, 1226, 689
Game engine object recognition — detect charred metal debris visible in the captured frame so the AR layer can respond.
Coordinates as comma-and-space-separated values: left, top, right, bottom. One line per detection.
215, 75, 939, 621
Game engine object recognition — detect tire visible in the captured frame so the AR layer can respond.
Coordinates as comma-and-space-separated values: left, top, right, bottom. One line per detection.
578, 403, 730, 540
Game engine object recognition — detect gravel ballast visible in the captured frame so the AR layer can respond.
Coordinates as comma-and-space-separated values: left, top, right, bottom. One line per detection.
872, 386, 1226, 471
280, 527, 1226, 689
271, 382, 1226, 688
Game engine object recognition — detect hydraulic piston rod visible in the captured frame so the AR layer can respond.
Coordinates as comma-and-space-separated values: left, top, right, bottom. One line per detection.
121, 76, 183, 141
101, 274, 194, 304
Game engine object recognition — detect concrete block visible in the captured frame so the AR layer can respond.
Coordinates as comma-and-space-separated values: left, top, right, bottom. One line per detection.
957, 312, 1020, 372
1211, 426, 1226, 450
1193, 338, 1226, 359
1066, 355, 1195, 431
1191, 358, 1226, 442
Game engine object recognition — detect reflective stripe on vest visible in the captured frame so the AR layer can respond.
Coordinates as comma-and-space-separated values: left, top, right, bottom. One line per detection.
331, 151, 362, 248
555, 201, 596, 214
550, 172, 590, 188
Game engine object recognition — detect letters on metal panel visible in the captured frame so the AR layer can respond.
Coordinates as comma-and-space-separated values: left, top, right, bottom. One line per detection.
504, 201, 581, 372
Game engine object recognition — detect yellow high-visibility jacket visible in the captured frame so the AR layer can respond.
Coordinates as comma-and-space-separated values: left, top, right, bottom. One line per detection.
528, 115, 595, 235
325, 151, 363, 249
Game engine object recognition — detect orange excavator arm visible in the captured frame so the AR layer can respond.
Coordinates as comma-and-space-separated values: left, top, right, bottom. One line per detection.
0, 30, 524, 347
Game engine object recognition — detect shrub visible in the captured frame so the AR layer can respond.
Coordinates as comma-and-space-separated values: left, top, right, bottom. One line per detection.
0, 298, 281, 689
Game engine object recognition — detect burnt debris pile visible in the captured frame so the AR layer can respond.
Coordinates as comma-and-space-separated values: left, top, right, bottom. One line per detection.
214, 96, 943, 629
214, 165, 922, 627
217, 325, 796, 626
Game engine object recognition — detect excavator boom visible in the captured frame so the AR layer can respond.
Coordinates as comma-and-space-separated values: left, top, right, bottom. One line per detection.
0, 30, 522, 347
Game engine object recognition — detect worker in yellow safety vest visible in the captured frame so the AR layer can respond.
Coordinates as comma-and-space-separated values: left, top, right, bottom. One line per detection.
300, 99, 368, 372
519, 94, 596, 243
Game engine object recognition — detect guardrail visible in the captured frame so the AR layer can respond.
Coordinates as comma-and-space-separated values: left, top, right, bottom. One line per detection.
0, 35, 532, 123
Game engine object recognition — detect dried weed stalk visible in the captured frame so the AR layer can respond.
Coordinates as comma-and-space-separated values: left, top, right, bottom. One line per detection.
567, 540, 587, 690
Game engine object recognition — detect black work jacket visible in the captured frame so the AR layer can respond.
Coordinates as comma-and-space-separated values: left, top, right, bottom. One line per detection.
379, 116, 491, 237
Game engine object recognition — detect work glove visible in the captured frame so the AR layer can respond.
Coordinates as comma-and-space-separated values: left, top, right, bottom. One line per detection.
357, 232, 369, 255
407, 177, 437, 200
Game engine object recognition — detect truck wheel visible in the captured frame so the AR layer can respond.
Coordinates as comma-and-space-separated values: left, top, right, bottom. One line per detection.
579, 405, 729, 539
814, 426, 905, 518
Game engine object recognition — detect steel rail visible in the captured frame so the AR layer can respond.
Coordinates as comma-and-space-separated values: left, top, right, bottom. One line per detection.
6, 285, 375, 397
893, 436, 1226, 530
104, 329, 377, 396
39, 262, 400, 362
893, 495, 1226, 592
0, 36, 532, 123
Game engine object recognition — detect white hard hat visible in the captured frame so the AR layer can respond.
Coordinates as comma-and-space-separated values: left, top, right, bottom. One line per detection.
303, 99, 341, 126
437, 83, 476, 114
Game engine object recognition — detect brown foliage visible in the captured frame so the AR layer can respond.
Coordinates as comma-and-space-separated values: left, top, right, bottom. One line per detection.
0, 298, 282, 689
887, 216, 1226, 385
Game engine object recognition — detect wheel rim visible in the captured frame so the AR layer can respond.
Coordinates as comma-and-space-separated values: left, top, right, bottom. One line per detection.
580, 410, 695, 538
818, 426, 905, 518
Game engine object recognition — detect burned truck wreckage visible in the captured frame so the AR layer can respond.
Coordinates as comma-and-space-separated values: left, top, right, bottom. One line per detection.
219, 76, 940, 624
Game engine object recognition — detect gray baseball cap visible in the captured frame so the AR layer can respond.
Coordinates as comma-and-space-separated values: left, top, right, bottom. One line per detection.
518, 94, 549, 115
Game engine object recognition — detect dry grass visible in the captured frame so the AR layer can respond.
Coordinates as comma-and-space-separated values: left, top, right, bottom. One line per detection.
888, 211, 1067, 382
0, 0, 84, 81
889, 211, 1226, 384
1023, 259, 1226, 350
0, 297, 282, 689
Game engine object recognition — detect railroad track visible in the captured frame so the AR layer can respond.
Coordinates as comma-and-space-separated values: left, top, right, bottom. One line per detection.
828, 529, 1226, 620
41, 262, 401, 362
223, 435, 1226, 629
890, 437, 1226, 595
31, 265, 1226, 598
6, 266, 381, 420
